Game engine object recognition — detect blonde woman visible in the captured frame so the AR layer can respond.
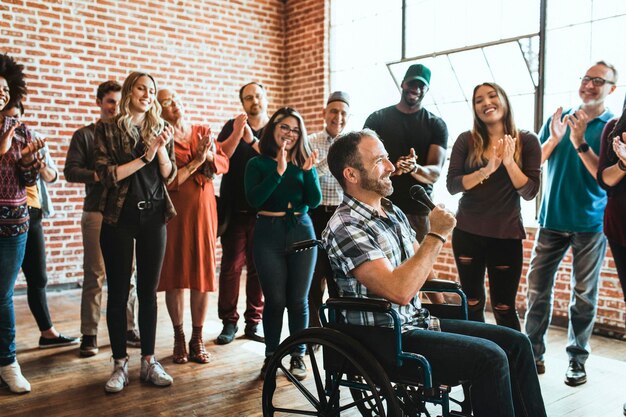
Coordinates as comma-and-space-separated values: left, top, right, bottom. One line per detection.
94, 72, 176, 393
446, 82, 541, 331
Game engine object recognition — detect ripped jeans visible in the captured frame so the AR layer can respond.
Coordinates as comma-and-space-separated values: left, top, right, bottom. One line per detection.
452, 228, 523, 330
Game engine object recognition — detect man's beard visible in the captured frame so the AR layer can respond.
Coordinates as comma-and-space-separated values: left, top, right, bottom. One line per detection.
361, 171, 393, 197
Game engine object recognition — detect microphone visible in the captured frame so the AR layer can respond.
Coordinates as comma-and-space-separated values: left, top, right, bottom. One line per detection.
409, 185, 436, 211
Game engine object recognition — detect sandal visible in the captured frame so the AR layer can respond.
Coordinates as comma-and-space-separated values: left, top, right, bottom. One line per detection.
188, 336, 212, 364
173, 325, 188, 364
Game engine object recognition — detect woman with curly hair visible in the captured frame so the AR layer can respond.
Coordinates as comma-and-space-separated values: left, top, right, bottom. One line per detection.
244, 107, 321, 380
446, 82, 541, 331
94, 72, 176, 393
0, 54, 44, 394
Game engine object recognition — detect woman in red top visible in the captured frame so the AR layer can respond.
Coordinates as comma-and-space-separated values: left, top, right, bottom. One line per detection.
156, 89, 229, 364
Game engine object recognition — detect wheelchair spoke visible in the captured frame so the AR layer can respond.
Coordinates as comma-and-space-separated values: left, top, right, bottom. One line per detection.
308, 343, 328, 409
278, 361, 322, 411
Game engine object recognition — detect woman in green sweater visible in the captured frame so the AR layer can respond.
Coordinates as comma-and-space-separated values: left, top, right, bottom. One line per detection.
244, 107, 321, 381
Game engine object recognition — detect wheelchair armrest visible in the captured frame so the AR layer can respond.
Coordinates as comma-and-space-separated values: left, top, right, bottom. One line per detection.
325, 297, 392, 314
421, 279, 461, 291
286, 239, 322, 254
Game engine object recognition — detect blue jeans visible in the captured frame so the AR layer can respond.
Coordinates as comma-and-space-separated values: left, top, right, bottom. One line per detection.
0, 233, 28, 366
524, 228, 607, 363
253, 214, 316, 357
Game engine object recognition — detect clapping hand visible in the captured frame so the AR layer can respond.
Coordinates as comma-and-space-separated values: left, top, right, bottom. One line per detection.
566, 109, 589, 147
394, 148, 418, 175
243, 124, 255, 145
613, 133, 626, 164
502, 134, 516, 166
549, 107, 567, 144
21, 137, 45, 164
194, 129, 215, 164
276, 141, 287, 175
485, 139, 503, 175
302, 149, 318, 171
146, 125, 173, 161
233, 113, 248, 138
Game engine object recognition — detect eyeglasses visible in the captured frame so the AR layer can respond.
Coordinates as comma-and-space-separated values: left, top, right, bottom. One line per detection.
243, 93, 265, 102
580, 76, 615, 87
278, 123, 301, 137
160, 97, 180, 108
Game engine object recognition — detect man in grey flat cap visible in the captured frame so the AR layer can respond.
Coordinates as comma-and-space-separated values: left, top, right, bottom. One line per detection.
307, 91, 350, 329
364, 64, 448, 241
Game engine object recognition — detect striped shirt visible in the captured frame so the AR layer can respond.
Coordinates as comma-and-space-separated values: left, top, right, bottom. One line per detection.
308, 130, 343, 206
322, 194, 420, 327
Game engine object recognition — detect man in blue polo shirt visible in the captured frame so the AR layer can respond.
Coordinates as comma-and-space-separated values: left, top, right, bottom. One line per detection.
524, 61, 618, 386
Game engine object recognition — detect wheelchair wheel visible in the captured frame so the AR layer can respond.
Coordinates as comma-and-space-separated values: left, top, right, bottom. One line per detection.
262, 327, 401, 417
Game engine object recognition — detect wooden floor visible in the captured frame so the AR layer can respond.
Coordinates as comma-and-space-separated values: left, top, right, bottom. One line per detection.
3, 288, 626, 417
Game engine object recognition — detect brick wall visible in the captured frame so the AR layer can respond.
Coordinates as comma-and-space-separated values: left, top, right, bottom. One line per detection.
0, 0, 324, 284
2, 0, 624, 335
284, 0, 329, 134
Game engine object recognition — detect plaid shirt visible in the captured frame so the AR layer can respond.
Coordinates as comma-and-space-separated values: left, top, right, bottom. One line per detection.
322, 194, 420, 327
309, 130, 343, 206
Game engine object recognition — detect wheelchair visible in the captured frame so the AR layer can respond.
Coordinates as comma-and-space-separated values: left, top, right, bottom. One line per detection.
262, 240, 472, 417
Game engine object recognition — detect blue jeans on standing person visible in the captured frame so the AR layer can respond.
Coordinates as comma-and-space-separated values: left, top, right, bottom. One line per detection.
253, 214, 316, 358
524, 228, 607, 364
0, 233, 28, 366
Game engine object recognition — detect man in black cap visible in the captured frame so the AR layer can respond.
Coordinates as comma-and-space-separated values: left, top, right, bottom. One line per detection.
364, 64, 448, 241
307, 91, 350, 328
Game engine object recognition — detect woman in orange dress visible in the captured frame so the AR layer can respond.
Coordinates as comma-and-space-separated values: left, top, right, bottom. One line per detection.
156, 89, 229, 364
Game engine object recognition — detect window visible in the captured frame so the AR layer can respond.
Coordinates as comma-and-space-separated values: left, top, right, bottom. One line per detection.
329, 0, 626, 226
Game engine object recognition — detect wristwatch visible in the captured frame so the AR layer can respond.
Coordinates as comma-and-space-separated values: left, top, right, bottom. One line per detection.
576, 143, 590, 154
140, 154, 151, 164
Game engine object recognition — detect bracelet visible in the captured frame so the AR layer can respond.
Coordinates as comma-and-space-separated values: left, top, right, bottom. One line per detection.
426, 232, 446, 244
478, 169, 489, 184
618, 160, 626, 172
140, 154, 151, 164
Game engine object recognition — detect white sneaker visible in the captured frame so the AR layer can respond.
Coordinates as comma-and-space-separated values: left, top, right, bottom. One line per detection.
0, 360, 31, 394
140, 356, 173, 387
105, 357, 129, 393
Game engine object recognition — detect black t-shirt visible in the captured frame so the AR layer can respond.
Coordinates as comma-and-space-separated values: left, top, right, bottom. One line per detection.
217, 119, 263, 213
364, 105, 448, 215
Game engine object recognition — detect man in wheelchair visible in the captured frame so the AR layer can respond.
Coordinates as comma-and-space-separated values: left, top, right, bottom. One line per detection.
321, 129, 547, 417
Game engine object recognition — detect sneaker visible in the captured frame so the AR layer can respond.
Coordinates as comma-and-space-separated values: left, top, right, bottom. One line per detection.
0, 360, 31, 394
244, 324, 265, 343
535, 359, 545, 375
564, 359, 586, 386
289, 356, 307, 381
140, 357, 173, 387
105, 357, 129, 393
79, 335, 98, 357
216, 323, 238, 345
39, 334, 80, 349
126, 329, 141, 348
260, 356, 272, 380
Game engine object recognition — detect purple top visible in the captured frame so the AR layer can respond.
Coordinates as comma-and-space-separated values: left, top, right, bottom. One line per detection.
446, 130, 541, 239
597, 118, 626, 246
